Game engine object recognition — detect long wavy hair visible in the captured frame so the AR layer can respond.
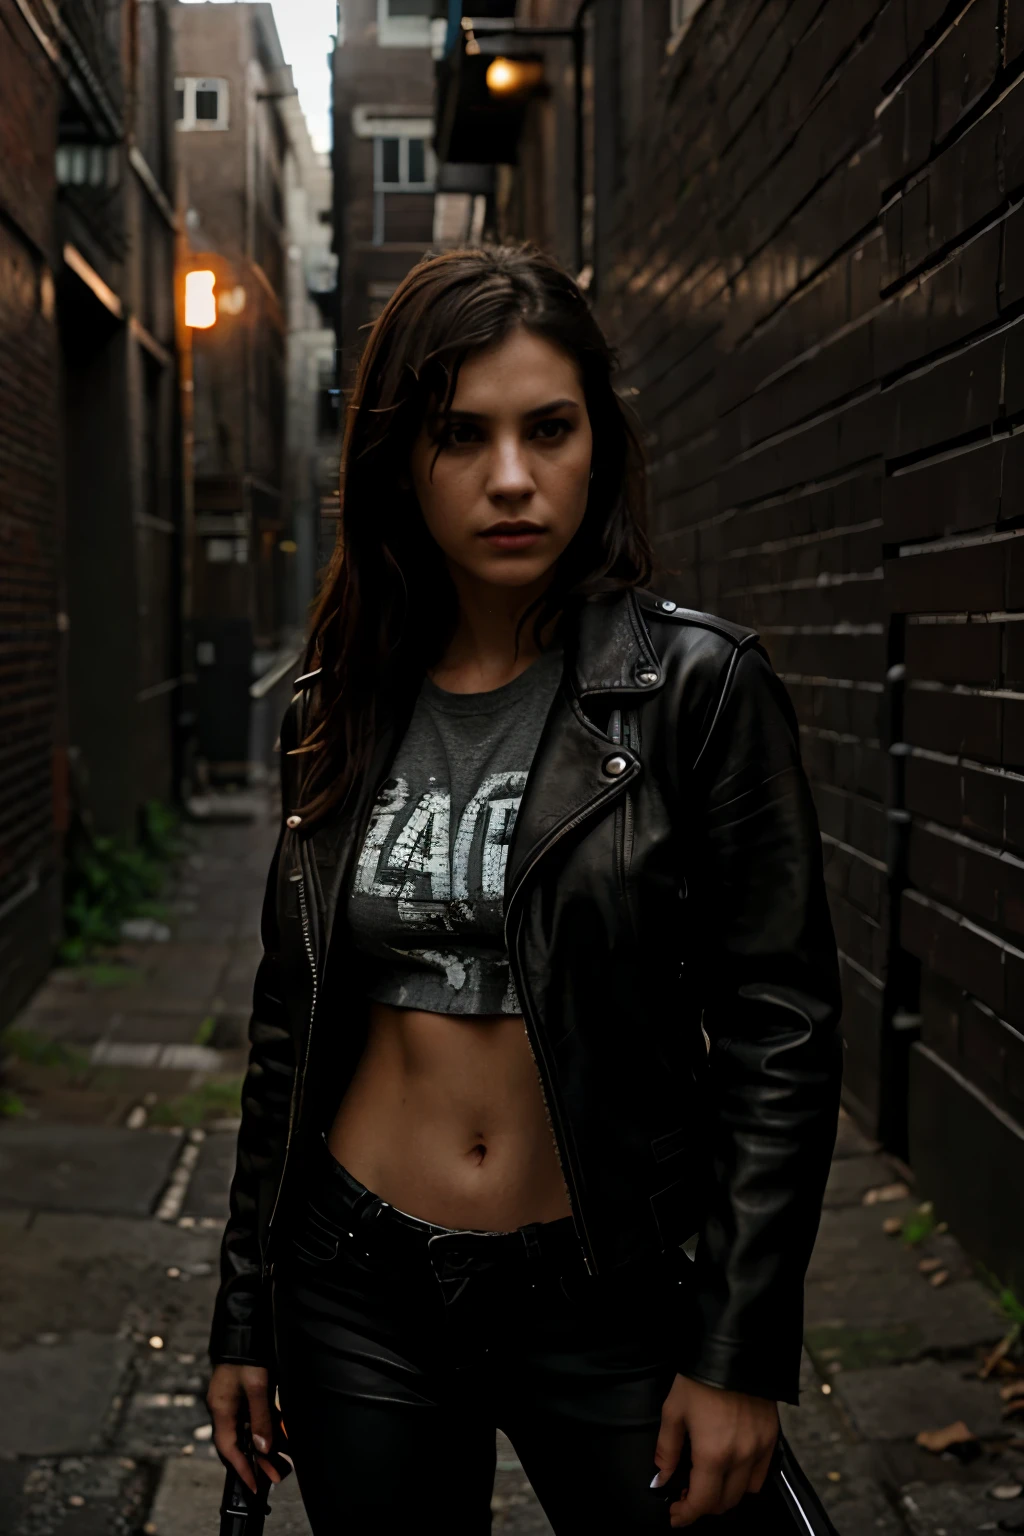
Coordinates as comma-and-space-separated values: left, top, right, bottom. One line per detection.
295, 243, 652, 827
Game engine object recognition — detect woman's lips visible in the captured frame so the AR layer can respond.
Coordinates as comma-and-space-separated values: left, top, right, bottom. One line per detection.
480, 524, 545, 550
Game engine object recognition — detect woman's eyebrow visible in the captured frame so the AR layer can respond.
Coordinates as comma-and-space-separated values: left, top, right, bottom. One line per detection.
446, 398, 581, 422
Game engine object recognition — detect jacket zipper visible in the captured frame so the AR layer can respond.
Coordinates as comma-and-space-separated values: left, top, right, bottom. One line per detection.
506, 920, 597, 1276
264, 861, 319, 1262
503, 763, 640, 1277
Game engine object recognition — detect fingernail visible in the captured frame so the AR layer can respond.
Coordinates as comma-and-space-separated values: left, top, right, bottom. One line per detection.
253, 1435, 269, 1453
650, 1471, 665, 1489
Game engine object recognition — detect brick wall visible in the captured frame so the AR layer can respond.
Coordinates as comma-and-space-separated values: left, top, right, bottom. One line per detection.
507, 0, 1024, 1286
0, 0, 63, 1028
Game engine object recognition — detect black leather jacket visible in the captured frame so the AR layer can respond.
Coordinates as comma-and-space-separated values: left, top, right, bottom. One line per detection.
210, 589, 842, 1404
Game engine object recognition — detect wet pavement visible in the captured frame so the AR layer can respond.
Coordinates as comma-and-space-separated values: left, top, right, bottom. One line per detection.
0, 798, 1022, 1533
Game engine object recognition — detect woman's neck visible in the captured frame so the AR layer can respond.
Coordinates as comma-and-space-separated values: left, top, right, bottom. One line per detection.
430, 571, 556, 695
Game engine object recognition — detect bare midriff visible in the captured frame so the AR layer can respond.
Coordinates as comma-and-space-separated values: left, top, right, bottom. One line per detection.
327, 1002, 572, 1231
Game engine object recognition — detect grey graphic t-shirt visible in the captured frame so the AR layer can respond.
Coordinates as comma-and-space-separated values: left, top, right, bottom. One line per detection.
347, 650, 564, 1015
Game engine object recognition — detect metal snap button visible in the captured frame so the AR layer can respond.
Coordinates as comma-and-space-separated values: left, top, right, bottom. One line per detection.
286, 814, 302, 828
636, 669, 659, 686
603, 754, 629, 777
660, 600, 677, 612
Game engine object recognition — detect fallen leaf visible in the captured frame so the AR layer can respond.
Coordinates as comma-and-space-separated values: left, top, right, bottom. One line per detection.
918, 1257, 944, 1274
68, 1497, 85, 1509
862, 1182, 911, 1206
915, 1421, 976, 1454
980, 1330, 1022, 1380
882, 1216, 903, 1236
989, 1485, 1023, 1501
826, 1472, 841, 1483
1001, 1383, 1024, 1404
929, 1269, 951, 1288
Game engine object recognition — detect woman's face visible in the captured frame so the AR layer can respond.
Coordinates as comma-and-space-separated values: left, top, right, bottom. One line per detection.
408, 327, 593, 594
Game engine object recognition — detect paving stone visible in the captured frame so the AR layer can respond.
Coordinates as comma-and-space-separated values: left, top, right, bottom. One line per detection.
0, 1455, 152, 1536
180, 1132, 235, 1220
834, 1108, 881, 1159
825, 1153, 899, 1208
899, 1473, 1024, 1535
834, 1359, 1011, 1443
0, 1124, 183, 1217
493, 1430, 554, 1533
805, 1204, 1004, 1368
0, 1332, 132, 1455
781, 1352, 908, 1535
147, 1451, 312, 1536
0, 1211, 219, 1346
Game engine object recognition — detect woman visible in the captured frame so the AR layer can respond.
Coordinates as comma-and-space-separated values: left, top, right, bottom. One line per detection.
207, 244, 842, 1534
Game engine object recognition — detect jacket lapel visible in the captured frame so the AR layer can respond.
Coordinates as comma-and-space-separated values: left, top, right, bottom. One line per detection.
504, 590, 658, 907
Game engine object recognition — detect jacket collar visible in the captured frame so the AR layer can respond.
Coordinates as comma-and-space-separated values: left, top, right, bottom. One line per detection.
571, 588, 662, 701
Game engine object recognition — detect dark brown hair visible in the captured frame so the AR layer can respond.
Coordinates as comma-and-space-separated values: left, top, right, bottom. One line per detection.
296, 243, 651, 826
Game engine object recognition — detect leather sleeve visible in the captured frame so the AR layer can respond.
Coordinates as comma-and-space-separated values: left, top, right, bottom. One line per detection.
208, 709, 300, 1368
681, 644, 843, 1405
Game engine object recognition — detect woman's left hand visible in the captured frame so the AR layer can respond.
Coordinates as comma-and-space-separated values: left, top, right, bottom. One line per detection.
652, 1373, 779, 1528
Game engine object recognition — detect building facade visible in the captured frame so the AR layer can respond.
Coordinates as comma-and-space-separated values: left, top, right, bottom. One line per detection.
280, 91, 338, 617
172, 1, 296, 777
0, 0, 180, 1030
433, 0, 1024, 1293
332, 0, 442, 383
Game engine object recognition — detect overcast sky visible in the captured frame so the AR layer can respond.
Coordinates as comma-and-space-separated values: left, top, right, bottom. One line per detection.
179, 0, 336, 152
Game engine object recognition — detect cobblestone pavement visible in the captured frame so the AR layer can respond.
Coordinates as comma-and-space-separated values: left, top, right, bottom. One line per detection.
1, 799, 1022, 1533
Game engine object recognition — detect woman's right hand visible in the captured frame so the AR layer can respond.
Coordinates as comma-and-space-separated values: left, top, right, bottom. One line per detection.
207, 1363, 284, 1494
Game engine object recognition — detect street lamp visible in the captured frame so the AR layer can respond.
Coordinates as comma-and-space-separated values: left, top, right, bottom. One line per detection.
184, 269, 217, 329
485, 56, 544, 96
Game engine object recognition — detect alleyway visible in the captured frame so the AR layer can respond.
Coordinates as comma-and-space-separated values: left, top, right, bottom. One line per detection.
1, 802, 1022, 1535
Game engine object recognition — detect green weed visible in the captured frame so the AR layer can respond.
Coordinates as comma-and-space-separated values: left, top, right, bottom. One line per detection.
194, 1016, 217, 1047
2, 1028, 86, 1070
148, 1078, 243, 1128
0, 1089, 27, 1119
60, 800, 184, 962
902, 1201, 937, 1247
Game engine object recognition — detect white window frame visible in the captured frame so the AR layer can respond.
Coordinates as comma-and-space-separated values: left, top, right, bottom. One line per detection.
373, 135, 436, 192
175, 77, 230, 132
372, 133, 436, 245
377, 0, 432, 49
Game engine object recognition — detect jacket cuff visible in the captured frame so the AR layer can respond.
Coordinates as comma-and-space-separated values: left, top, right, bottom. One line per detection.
679, 1332, 800, 1405
209, 1318, 272, 1369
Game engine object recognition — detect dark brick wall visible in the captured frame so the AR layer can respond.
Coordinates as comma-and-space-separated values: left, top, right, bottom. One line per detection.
505, 0, 1024, 1282
0, 1, 63, 1028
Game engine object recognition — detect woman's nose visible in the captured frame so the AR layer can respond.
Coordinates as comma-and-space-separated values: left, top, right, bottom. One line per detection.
486, 439, 535, 500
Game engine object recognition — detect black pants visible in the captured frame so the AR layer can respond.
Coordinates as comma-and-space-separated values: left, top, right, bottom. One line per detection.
272, 1138, 695, 1534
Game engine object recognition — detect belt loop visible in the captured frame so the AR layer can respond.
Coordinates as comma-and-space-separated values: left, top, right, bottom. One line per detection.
520, 1223, 544, 1266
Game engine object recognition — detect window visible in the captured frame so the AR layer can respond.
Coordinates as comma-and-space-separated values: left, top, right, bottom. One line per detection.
377, 0, 432, 49
372, 133, 435, 245
56, 143, 119, 189
374, 135, 433, 190
175, 78, 230, 132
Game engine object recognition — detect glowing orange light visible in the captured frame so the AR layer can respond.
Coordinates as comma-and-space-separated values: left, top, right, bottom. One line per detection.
185, 269, 217, 329
485, 56, 543, 96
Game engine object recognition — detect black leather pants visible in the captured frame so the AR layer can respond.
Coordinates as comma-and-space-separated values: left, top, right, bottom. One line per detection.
271, 1138, 695, 1534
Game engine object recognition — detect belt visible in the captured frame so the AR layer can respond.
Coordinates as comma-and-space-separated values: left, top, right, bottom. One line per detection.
309, 1134, 585, 1278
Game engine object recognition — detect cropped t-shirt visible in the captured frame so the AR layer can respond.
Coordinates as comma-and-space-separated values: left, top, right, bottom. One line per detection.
346, 650, 564, 1016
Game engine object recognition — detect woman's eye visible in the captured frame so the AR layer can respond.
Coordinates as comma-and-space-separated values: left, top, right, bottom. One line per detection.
531, 418, 571, 442
441, 422, 480, 447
